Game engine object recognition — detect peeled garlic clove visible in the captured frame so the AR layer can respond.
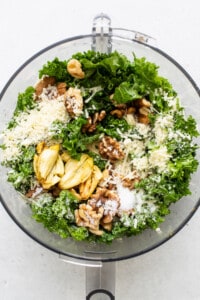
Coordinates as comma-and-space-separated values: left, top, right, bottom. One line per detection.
80, 165, 102, 200
93, 165, 103, 181
52, 155, 65, 177
42, 173, 61, 190
59, 156, 93, 190
64, 158, 80, 174
36, 141, 45, 154
33, 154, 40, 179
37, 144, 59, 179
63, 154, 90, 181
79, 176, 92, 196
40, 154, 63, 189
61, 151, 71, 163
77, 158, 93, 182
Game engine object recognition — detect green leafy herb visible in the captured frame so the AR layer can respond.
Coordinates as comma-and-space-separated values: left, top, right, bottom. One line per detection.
174, 113, 199, 137
51, 117, 101, 158
86, 151, 107, 171
97, 115, 130, 140
39, 57, 69, 81
7, 86, 35, 129
14, 86, 36, 114
113, 81, 141, 103
5, 145, 35, 194
132, 56, 173, 94
31, 190, 89, 240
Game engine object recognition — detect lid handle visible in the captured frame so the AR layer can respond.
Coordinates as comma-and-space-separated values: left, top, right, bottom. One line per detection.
92, 13, 112, 53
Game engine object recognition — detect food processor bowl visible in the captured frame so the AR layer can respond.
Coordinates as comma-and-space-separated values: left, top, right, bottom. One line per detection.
0, 14, 200, 299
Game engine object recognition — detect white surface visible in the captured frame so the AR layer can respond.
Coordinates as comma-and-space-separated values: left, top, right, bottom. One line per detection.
0, 0, 200, 299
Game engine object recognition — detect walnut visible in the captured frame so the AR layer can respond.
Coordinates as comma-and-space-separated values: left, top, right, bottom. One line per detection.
88, 187, 120, 229
67, 59, 85, 79
35, 76, 56, 97
110, 109, 125, 118
109, 97, 151, 125
65, 87, 83, 117
134, 98, 151, 108
139, 106, 150, 116
122, 177, 140, 190
127, 98, 151, 124
127, 107, 136, 114
57, 82, 67, 95
82, 111, 106, 133
94, 110, 107, 122
25, 186, 43, 198
98, 168, 117, 190
100, 221, 112, 231
98, 136, 124, 161
114, 103, 127, 109
82, 118, 97, 133
75, 203, 104, 235
137, 115, 150, 124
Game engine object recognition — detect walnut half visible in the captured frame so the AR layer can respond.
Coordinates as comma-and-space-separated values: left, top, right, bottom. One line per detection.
75, 203, 104, 235
88, 188, 120, 231
82, 110, 106, 133
65, 87, 83, 117
98, 136, 125, 162
35, 76, 56, 98
67, 59, 85, 79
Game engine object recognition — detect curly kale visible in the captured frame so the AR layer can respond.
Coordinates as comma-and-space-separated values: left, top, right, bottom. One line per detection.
39, 57, 70, 82
8, 86, 36, 129
31, 190, 89, 240
5, 145, 35, 194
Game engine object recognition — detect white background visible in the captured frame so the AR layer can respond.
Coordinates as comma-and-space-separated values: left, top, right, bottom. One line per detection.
0, 0, 200, 299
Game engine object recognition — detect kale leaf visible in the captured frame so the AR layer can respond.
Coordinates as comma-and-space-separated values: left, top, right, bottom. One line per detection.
51, 117, 101, 159
72, 51, 131, 92
132, 56, 173, 94
113, 81, 141, 103
173, 113, 199, 137
97, 114, 130, 140
5, 145, 35, 194
14, 86, 36, 114
8, 86, 36, 129
39, 57, 69, 81
31, 190, 89, 240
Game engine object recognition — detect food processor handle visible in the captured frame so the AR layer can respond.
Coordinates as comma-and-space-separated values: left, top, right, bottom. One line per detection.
92, 12, 157, 53
86, 289, 115, 300
92, 13, 112, 53
86, 262, 116, 300
59, 255, 116, 299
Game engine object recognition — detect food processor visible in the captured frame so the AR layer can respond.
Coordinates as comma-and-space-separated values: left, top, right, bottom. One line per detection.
0, 13, 200, 299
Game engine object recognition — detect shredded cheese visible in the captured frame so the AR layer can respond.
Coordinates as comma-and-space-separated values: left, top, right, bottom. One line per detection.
154, 115, 173, 145
149, 146, 171, 172
1, 96, 68, 161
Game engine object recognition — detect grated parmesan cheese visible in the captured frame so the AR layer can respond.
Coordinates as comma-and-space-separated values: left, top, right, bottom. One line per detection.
132, 156, 149, 178
135, 123, 150, 137
154, 115, 174, 145
1, 96, 69, 161
149, 146, 171, 172
123, 138, 145, 156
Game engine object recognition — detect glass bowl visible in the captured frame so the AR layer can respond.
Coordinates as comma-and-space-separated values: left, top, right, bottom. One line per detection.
0, 13, 199, 263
